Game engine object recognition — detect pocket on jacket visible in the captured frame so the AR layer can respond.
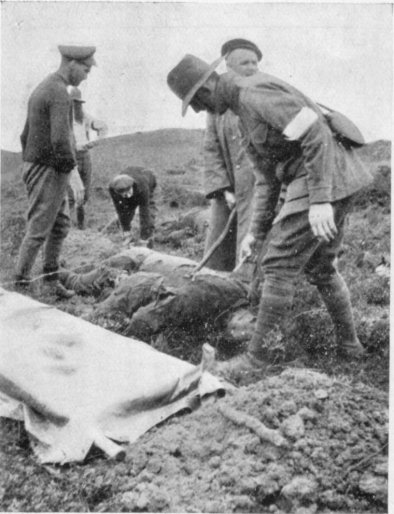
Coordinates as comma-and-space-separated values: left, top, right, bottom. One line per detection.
250, 124, 268, 151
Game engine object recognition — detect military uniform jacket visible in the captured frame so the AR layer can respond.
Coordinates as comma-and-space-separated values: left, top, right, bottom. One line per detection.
203, 109, 256, 249
20, 72, 76, 174
215, 72, 373, 240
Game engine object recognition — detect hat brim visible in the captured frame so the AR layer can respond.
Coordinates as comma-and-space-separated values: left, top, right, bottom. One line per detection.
181, 55, 225, 117
82, 56, 97, 67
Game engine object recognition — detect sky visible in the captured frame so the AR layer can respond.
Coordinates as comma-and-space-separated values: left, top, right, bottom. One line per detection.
1, 2, 393, 152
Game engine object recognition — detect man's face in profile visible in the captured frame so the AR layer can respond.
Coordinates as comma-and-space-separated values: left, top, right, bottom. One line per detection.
190, 86, 214, 113
189, 76, 225, 115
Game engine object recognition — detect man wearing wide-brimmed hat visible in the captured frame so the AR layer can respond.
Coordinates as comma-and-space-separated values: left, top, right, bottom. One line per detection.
68, 86, 107, 230
202, 39, 262, 272
167, 53, 372, 373
15, 45, 97, 298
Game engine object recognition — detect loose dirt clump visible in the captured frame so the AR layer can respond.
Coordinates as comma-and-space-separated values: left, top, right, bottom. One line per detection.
94, 368, 388, 513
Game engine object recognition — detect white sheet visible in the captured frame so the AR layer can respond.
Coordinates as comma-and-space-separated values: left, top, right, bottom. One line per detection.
0, 288, 223, 463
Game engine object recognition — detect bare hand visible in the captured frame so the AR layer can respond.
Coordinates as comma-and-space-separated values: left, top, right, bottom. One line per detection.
69, 168, 85, 206
240, 233, 256, 260
224, 190, 236, 210
92, 120, 108, 138
308, 203, 337, 242
84, 141, 97, 150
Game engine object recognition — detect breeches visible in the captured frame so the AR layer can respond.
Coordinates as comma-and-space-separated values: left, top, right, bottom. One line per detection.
262, 196, 353, 288
248, 196, 357, 358
15, 162, 71, 279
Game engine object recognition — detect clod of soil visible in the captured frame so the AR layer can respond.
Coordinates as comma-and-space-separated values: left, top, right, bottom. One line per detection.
94, 368, 388, 513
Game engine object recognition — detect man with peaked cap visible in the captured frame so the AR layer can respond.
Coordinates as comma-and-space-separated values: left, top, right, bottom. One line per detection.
108, 166, 157, 246
167, 53, 372, 374
203, 38, 261, 272
15, 45, 97, 298
68, 86, 108, 230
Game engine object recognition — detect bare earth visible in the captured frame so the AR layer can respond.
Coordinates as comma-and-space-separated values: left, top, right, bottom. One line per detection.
0, 131, 390, 512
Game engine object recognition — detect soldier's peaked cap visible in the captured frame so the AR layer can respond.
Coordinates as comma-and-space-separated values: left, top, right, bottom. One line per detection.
58, 45, 97, 66
221, 38, 262, 61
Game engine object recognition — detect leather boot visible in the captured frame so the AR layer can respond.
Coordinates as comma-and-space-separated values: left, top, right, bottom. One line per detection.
317, 273, 365, 359
41, 280, 75, 299
14, 276, 34, 295
76, 206, 85, 230
41, 267, 75, 299
214, 352, 267, 384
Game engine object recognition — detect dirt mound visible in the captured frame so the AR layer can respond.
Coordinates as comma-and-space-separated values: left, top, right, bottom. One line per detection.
86, 368, 388, 513
0, 368, 388, 513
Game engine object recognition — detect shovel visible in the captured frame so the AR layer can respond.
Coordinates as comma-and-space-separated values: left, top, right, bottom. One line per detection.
190, 207, 236, 281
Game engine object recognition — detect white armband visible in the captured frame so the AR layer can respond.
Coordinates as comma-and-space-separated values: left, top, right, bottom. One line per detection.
283, 107, 318, 141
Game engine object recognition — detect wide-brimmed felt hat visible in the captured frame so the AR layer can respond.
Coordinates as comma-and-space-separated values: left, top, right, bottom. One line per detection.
69, 87, 85, 103
167, 54, 224, 116
221, 38, 263, 61
58, 45, 97, 67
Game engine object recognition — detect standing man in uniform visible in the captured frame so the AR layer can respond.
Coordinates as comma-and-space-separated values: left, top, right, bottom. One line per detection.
203, 39, 261, 271
15, 45, 97, 297
68, 86, 107, 230
108, 166, 157, 247
167, 54, 372, 369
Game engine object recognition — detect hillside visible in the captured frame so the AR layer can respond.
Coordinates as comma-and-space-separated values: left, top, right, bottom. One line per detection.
0, 128, 391, 513
357, 139, 391, 163
0, 150, 22, 178
1, 128, 205, 182
1, 131, 390, 180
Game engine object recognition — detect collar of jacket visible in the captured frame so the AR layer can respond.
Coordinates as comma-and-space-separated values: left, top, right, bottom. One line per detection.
54, 70, 70, 86
214, 72, 241, 115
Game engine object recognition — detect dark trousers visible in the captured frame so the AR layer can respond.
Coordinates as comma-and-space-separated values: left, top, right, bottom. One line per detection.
15, 162, 70, 281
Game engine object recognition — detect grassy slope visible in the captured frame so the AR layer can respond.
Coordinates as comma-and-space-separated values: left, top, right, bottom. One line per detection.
1, 128, 204, 179
2, 131, 389, 182
0, 128, 207, 280
0, 131, 391, 359
0, 130, 390, 512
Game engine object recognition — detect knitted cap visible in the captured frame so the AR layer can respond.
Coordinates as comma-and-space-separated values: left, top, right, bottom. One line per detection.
221, 39, 262, 61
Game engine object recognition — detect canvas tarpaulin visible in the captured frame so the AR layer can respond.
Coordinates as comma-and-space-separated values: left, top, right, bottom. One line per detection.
0, 288, 224, 464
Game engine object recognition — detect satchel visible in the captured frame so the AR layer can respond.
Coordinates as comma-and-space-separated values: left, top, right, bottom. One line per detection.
318, 103, 365, 147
